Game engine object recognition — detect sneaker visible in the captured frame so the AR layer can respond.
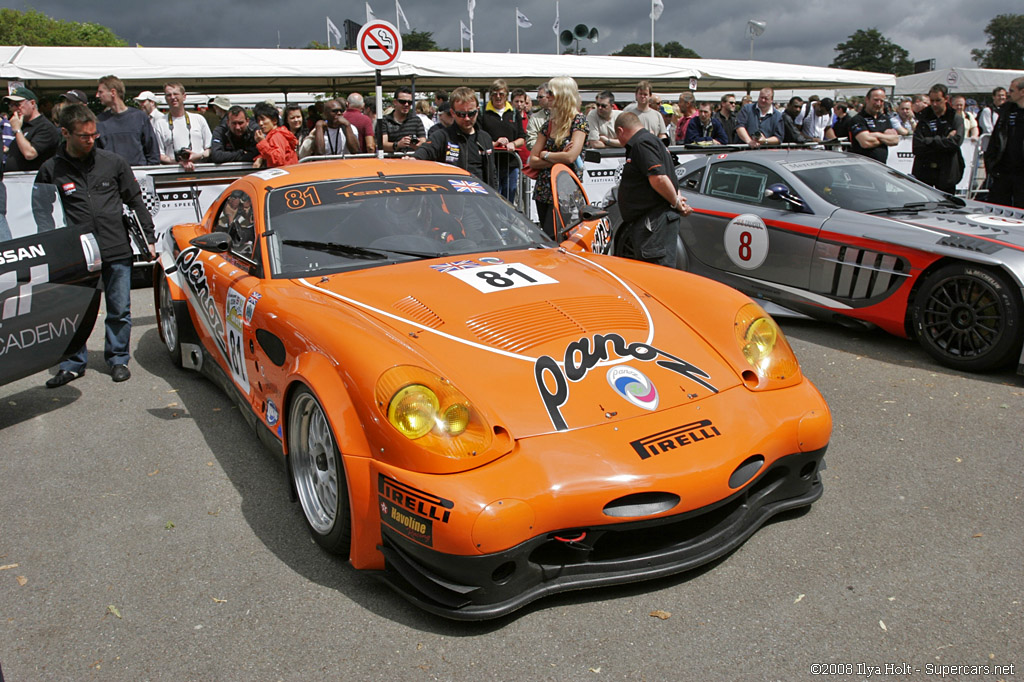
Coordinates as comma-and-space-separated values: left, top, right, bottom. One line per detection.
111, 365, 131, 382
45, 369, 83, 388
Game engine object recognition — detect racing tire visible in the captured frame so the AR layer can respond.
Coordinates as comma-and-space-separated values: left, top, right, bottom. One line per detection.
911, 263, 1023, 373
288, 387, 351, 557
157, 275, 183, 368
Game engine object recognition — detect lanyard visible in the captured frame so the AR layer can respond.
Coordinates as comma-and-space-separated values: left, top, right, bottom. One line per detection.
168, 112, 193, 150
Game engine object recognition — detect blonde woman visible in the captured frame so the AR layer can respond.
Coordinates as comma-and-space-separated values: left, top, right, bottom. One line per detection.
528, 76, 589, 240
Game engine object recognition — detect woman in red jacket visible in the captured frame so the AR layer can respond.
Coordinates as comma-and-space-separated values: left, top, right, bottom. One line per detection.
253, 101, 298, 168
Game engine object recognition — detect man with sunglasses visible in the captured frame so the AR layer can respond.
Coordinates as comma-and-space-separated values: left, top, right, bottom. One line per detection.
586, 91, 622, 148
313, 99, 358, 157
714, 94, 739, 143
414, 86, 497, 189
35, 104, 156, 387
378, 86, 425, 154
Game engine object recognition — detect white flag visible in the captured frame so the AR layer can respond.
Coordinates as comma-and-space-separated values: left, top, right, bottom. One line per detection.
651, 0, 664, 21
326, 16, 342, 44
552, 2, 560, 35
366, 2, 377, 23
461, 20, 473, 41
516, 9, 532, 28
468, 0, 476, 21
396, 0, 411, 31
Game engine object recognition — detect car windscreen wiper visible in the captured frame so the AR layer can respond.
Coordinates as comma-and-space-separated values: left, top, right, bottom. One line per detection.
282, 239, 443, 260
864, 202, 934, 215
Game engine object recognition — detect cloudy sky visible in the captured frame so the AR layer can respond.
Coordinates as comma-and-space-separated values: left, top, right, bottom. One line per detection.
11, 0, 1021, 70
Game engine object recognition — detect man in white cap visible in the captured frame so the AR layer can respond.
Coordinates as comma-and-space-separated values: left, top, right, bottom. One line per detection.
136, 90, 166, 127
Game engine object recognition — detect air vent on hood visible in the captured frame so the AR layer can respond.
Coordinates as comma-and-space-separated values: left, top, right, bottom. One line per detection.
936, 234, 1002, 254
393, 295, 444, 328
467, 295, 648, 353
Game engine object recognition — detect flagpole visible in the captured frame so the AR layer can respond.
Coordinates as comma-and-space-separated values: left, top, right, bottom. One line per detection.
554, 1, 559, 55
516, 8, 519, 53
470, 15, 474, 52
650, 0, 655, 57
327, 17, 331, 48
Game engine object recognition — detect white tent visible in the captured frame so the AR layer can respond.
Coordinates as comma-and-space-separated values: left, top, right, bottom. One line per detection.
1, 45, 893, 95
894, 67, 1022, 96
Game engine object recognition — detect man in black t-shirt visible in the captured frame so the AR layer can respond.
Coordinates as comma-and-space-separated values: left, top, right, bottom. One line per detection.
4, 87, 59, 173
848, 87, 900, 163
983, 76, 1024, 208
613, 112, 691, 267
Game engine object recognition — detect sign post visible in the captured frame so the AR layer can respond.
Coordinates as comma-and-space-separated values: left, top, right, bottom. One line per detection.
357, 20, 403, 159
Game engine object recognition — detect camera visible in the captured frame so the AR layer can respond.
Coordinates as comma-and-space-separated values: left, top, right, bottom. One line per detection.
176, 148, 191, 161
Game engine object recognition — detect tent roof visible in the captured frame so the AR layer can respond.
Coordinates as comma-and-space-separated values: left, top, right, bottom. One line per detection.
0, 45, 894, 95
894, 67, 1022, 95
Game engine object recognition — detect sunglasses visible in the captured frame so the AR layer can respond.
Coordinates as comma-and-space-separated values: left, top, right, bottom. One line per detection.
329, 108, 344, 113
596, 102, 610, 109
395, 99, 413, 105
452, 109, 478, 118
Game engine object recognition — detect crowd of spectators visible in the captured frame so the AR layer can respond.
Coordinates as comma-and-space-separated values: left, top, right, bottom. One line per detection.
3, 74, 1023, 209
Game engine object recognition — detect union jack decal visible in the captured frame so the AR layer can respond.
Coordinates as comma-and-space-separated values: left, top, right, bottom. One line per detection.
448, 179, 488, 193
430, 260, 482, 272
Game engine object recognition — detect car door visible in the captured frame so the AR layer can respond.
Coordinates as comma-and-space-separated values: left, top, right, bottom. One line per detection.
195, 186, 263, 407
682, 158, 827, 291
550, 164, 611, 254
0, 178, 102, 386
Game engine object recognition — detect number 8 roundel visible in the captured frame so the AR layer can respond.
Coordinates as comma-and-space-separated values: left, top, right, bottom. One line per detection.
724, 214, 769, 270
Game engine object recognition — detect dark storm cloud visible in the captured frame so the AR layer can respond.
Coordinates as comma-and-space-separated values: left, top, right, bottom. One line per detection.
9, 0, 1022, 70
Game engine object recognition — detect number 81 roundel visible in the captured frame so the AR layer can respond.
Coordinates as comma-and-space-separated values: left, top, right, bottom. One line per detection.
724, 213, 769, 270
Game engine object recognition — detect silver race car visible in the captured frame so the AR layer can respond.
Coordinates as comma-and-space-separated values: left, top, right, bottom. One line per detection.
609, 149, 1024, 375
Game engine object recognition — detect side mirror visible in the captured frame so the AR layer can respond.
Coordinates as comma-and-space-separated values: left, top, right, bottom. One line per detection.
765, 183, 804, 211
190, 231, 231, 253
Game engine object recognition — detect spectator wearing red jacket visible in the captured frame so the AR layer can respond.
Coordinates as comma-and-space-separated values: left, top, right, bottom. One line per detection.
253, 102, 298, 168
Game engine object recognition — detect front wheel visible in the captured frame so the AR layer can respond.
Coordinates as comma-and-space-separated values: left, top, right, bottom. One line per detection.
288, 388, 351, 557
157, 275, 182, 368
911, 263, 1023, 372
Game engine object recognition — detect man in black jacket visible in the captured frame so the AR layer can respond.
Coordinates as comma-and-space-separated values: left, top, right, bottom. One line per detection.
478, 79, 525, 203
414, 87, 497, 189
983, 76, 1024, 208
210, 106, 259, 164
912, 84, 965, 194
35, 104, 156, 386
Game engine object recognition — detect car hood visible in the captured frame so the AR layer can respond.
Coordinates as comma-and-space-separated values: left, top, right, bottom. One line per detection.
297, 249, 742, 437
861, 203, 1024, 251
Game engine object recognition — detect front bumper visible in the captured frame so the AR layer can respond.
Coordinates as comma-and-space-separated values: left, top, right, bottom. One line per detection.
376, 447, 825, 620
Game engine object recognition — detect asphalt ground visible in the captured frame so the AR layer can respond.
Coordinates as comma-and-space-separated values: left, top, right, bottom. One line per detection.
1, 288, 1021, 682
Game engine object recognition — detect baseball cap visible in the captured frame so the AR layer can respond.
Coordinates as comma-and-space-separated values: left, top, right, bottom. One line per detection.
659, 103, 674, 116
59, 89, 89, 104
136, 90, 157, 103
5, 87, 37, 102
437, 101, 451, 114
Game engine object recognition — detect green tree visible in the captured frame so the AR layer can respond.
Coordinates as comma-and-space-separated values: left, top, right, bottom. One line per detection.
0, 8, 126, 46
971, 14, 1024, 69
613, 41, 700, 58
305, 40, 331, 50
402, 30, 441, 51
830, 28, 913, 75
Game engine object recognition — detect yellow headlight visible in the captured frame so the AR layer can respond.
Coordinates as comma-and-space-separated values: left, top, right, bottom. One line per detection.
734, 303, 800, 382
388, 384, 439, 439
442, 403, 471, 436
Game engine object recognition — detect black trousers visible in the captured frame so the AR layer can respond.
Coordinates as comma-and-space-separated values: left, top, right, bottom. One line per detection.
622, 207, 680, 268
987, 172, 1024, 208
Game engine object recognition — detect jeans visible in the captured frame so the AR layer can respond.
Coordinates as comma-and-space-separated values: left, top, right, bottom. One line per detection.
60, 258, 133, 373
498, 166, 519, 205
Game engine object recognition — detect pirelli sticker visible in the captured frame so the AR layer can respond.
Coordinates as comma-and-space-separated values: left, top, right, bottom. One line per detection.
630, 419, 722, 459
378, 475, 454, 547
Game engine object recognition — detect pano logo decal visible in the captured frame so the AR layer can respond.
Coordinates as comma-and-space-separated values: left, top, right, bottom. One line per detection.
607, 366, 658, 410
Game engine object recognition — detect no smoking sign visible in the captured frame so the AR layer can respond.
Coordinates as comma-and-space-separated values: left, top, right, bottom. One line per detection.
357, 21, 402, 69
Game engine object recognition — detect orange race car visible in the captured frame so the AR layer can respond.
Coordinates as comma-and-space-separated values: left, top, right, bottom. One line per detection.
155, 158, 831, 620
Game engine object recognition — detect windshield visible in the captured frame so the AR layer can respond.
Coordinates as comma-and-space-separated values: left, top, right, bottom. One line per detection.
264, 174, 551, 278
783, 157, 950, 213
